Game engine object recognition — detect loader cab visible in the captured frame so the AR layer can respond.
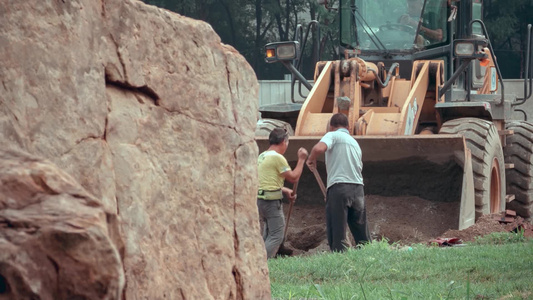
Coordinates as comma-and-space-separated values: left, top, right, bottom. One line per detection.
340, 0, 453, 79
342, 0, 503, 104
342, 0, 449, 52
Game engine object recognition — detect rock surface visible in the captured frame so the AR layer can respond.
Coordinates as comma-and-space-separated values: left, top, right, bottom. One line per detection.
0, 148, 124, 299
0, 0, 269, 299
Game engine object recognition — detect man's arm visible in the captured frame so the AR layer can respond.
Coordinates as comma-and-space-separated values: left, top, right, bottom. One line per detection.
306, 142, 328, 172
420, 26, 442, 41
281, 147, 308, 183
399, 14, 443, 42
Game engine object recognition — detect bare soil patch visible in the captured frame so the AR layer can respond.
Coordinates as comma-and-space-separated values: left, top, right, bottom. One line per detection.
280, 195, 532, 257
273, 162, 532, 257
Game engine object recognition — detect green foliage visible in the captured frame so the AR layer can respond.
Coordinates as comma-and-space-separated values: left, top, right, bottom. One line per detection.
471, 229, 527, 245
484, 0, 533, 78
484, 0, 525, 42
268, 239, 533, 299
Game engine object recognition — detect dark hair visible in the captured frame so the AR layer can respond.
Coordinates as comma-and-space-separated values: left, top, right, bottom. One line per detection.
329, 113, 349, 128
269, 128, 288, 145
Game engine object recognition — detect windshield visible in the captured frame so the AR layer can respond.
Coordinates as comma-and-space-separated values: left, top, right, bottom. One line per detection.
340, 0, 448, 51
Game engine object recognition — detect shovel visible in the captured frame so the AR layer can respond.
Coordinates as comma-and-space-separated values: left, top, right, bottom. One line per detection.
277, 181, 298, 256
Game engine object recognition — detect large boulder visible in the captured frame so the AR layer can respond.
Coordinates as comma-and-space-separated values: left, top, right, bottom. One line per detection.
0, 0, 269, 299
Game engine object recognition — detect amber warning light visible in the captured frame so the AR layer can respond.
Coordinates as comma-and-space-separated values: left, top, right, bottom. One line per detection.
266, 48, 275, 58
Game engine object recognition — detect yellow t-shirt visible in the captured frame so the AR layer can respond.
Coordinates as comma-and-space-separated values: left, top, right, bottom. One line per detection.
257, 150, 291, 191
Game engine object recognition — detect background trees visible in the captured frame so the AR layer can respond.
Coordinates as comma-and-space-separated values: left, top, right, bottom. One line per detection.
484, 0, 533, 78
141, 0, 532, 79
141, 0, 336, 79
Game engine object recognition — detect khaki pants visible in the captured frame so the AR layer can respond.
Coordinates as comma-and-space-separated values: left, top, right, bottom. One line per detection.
257, 199, 284, 258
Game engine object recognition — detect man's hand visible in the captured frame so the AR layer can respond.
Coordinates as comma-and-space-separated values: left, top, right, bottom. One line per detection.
288, 192, 296, 203
306, 158, 317, 172
307, 141, 327, 172
281, 148, 308, 183
282, 187, 296, 203
297, 147, 308, 160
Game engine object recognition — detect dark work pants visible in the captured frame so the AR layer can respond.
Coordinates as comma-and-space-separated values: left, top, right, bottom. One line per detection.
326, 183, 371, 252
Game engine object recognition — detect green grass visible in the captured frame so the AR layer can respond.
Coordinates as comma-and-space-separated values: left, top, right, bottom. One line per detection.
268, 233, 533, 299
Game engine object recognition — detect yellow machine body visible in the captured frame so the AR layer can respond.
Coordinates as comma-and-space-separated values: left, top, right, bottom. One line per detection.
256, 57, 482, 230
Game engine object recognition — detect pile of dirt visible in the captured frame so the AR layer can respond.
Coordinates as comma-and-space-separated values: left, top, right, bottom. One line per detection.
441, 213, 533, 242
280, 196, 532, 257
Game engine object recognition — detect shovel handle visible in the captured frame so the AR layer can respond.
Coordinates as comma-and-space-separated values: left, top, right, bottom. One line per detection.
310, 167, 327, 201
291, 181, 299, 197
283, 182, 298, 241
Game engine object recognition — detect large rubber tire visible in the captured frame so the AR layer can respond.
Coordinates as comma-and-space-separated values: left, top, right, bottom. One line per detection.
504, 121, 533, 219
255, 118, 294, 136
439, 118, 506, 220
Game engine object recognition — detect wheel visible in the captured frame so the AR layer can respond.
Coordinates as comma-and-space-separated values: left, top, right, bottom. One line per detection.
255, 118, 294, 136
504, 121, 533, 219
439, 118, 506, 220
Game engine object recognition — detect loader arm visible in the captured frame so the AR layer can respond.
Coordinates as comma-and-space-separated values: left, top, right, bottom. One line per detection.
294, 58, 444, 137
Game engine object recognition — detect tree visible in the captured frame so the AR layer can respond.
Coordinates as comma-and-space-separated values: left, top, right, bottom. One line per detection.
484, 0, 533, 78
141, 0, 257, 73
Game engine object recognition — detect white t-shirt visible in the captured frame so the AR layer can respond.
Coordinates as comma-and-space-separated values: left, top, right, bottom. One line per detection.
320, 128, 363, 188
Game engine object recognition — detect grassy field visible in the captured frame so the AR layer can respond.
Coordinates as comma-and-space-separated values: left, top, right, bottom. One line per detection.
268, 232, 533, 299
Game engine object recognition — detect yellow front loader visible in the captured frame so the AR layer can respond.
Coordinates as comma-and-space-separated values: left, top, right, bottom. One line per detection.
256, 0, 533, 234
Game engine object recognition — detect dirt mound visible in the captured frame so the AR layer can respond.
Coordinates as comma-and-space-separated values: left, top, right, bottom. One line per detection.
280, 196, 532, 257
441, 213, 533, 242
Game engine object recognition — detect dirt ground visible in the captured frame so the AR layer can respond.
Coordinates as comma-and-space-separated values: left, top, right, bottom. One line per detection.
279, 195, 533, 257
269, 161, 533, 257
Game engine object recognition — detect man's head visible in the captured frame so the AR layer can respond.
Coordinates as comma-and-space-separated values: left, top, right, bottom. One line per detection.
269, 128, 288, 145
329, 113, 349, 130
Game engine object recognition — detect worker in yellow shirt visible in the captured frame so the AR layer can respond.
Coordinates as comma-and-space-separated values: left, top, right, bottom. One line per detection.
257, 128, 308, 258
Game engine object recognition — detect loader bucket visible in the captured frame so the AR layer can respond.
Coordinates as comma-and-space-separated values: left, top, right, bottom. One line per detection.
255, 134, 475, 243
